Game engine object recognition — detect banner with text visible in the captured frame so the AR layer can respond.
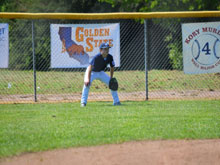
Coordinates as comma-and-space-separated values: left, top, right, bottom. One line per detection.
51, 23, 120, 68
0, 23, 9, 68
182, 22, 220, 74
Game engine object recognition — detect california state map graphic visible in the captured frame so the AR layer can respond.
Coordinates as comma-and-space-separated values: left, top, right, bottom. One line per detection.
58, 27, 89, 65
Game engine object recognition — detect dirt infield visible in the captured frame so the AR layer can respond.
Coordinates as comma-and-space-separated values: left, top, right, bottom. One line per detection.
1, 139, 220, 165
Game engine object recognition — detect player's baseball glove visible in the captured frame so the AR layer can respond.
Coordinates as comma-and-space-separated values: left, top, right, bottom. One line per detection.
109, 78, 118, 91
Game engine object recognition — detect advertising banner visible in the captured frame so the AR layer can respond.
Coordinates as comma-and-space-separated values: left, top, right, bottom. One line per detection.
182, 22, 220, 74
0, 23, 9, 68
51, 23, 120, 68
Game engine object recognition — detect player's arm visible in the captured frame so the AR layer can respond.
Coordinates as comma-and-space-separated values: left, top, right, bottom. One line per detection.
85, 65, 92, 86
110, 66, 114, 78
110, 56, 115, 78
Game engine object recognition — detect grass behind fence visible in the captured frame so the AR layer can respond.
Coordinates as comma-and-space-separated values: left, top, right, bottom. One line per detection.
0, 100, 220, 158
0, 70, 220, 95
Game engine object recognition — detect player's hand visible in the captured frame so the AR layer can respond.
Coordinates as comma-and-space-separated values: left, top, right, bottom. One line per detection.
67, 44, 85, 56
84, 80, 90, 86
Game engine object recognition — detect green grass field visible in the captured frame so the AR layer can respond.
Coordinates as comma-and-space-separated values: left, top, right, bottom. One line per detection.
0, 100, 220, 158
0, 70, 220, 95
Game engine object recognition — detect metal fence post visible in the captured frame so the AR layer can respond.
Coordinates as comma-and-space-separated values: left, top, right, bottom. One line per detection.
144, 19, 149, 100
32, 20, 37, 102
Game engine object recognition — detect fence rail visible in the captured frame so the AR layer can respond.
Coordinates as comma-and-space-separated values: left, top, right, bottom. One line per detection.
1, 11, 220, 19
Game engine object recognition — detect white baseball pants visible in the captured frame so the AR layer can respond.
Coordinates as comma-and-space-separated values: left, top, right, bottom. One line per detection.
81, 71, 120, 104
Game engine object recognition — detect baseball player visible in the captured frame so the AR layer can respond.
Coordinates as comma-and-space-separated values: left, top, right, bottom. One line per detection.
81, 43, 121, 107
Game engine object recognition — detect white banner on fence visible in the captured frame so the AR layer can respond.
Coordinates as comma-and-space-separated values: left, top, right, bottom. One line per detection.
0, 23, 9, 68
51, 23, 120, 68
182, 22, 220, 74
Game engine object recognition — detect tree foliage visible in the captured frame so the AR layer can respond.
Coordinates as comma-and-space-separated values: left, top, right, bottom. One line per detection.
0, 0, 119, 13
100, 0, 220, 12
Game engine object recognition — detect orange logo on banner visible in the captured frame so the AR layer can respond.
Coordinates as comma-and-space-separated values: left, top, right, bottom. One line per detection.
75, 27, 113, 52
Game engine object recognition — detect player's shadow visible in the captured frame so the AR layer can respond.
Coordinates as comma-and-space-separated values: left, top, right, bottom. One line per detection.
104, 101, 152, 107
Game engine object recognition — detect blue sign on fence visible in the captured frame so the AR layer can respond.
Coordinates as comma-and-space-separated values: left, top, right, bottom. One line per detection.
0, 23, 9, 68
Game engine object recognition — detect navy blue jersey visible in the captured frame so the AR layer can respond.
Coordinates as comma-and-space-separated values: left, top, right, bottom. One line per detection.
90, 53, 115, 72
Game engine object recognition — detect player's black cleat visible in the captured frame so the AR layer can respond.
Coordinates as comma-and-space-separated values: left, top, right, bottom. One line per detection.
81, 103, 86, 107
113, 102, 121, 106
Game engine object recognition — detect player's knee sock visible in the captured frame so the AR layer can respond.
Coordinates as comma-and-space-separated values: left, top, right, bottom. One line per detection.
81, 85, 90, 104
111, 90, 120, 104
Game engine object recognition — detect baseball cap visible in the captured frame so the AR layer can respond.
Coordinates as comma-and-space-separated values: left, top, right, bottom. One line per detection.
99, 43, 111, 49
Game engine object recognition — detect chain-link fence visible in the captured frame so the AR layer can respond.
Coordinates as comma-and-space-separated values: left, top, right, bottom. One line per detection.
147, 17, 220, 100
0, 14, 220, 103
